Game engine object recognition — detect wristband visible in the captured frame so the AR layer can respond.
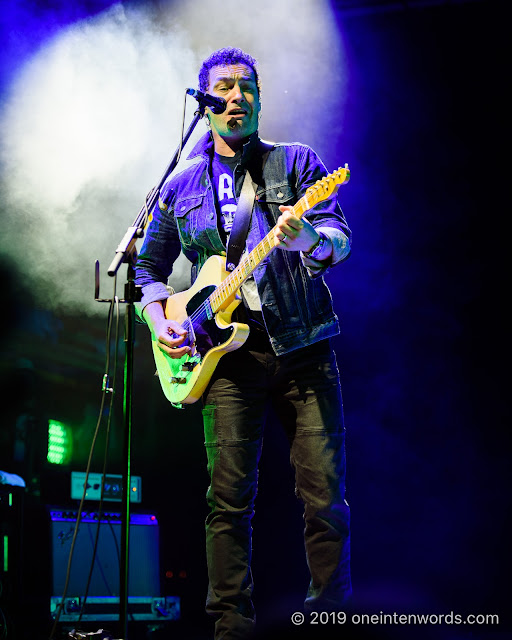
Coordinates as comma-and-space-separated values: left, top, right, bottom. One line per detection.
304, 233, 327, 260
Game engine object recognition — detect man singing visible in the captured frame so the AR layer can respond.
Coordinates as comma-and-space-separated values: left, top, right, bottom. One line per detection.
135, 47, 352, 639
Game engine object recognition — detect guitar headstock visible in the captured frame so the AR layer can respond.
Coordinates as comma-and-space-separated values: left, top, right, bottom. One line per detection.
305, 163, 350, 206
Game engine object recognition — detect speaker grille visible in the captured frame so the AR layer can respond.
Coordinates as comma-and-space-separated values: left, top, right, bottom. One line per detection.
50, 510, 160, 597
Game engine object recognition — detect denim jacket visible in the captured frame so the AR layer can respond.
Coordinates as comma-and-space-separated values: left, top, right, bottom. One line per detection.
135, 131, 351, 355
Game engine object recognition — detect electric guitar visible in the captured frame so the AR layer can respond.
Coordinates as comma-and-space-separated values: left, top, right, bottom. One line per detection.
152, 164, 350, 406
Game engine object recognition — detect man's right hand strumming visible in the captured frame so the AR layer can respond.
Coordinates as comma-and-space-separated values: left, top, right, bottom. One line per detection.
143, 301, 191, 358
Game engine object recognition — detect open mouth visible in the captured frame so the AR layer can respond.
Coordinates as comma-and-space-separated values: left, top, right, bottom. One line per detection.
228, 108, 247, 117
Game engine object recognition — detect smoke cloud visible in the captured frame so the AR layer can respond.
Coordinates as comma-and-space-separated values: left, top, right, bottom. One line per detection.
0, 0, 346, 316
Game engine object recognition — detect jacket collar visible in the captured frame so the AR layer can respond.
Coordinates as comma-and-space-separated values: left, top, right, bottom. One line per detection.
187, 130, 261, 164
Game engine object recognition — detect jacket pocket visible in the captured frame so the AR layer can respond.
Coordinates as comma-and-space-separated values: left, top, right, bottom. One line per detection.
256, 183, 295, 205
174, 195, 204, 217
174, 194, 205, 248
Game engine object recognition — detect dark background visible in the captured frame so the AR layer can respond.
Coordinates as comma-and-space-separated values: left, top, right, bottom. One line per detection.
1, 1, 509, 639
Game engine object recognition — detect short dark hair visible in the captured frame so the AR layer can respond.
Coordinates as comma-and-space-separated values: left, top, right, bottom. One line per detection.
198, 47, 261, 96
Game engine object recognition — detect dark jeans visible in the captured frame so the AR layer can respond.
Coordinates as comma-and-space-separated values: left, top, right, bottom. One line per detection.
202, 324, 351, 639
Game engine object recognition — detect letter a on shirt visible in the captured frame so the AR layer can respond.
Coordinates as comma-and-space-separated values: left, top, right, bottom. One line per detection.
218, 173, 234, 201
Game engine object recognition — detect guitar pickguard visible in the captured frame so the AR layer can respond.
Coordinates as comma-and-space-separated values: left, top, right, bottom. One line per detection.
185, 285, 234, 359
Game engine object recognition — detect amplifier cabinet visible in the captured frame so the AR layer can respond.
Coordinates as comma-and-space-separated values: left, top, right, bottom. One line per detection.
50, 509, 160, 598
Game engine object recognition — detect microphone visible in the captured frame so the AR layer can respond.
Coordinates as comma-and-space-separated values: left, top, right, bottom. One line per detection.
186, 88, 226, 114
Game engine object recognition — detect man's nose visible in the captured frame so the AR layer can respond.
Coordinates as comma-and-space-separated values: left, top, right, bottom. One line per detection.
230, 83, 244, 102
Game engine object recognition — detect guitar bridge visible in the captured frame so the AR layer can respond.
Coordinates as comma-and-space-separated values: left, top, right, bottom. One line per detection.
170, 376, 187, 384
181, 361, 196, 371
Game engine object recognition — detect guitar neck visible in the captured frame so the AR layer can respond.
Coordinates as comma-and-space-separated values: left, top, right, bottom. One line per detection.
209, 165, 349, 313
209, 196, 309, 312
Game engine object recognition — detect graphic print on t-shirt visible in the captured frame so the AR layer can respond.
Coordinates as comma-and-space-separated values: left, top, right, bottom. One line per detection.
218, 173, 237, 234
212, 152, 239, 238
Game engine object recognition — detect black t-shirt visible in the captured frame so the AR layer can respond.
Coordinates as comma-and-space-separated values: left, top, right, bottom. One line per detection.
211, 150, 241, 241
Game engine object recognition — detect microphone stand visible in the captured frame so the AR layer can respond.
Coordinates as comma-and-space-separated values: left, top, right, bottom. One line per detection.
103, 101, 207, 640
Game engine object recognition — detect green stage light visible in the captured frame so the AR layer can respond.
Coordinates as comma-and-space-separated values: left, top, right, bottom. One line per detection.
47, 419, 72, 465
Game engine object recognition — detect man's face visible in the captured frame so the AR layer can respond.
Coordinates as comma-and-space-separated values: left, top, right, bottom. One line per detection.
206, 63, 261, 144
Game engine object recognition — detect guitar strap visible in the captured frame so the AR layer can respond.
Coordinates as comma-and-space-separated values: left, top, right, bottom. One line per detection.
225, 168, 256, 272
225, 140, 275, 272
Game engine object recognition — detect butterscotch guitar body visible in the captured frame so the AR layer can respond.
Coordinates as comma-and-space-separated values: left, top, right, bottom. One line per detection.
152, 254, 250, 406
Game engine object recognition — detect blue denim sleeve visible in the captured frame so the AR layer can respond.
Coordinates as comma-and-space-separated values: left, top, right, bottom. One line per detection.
134, 182, 182, 318
294, 145, 352, 275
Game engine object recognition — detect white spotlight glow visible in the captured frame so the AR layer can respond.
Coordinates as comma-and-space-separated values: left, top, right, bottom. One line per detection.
0, 0, 347, 316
